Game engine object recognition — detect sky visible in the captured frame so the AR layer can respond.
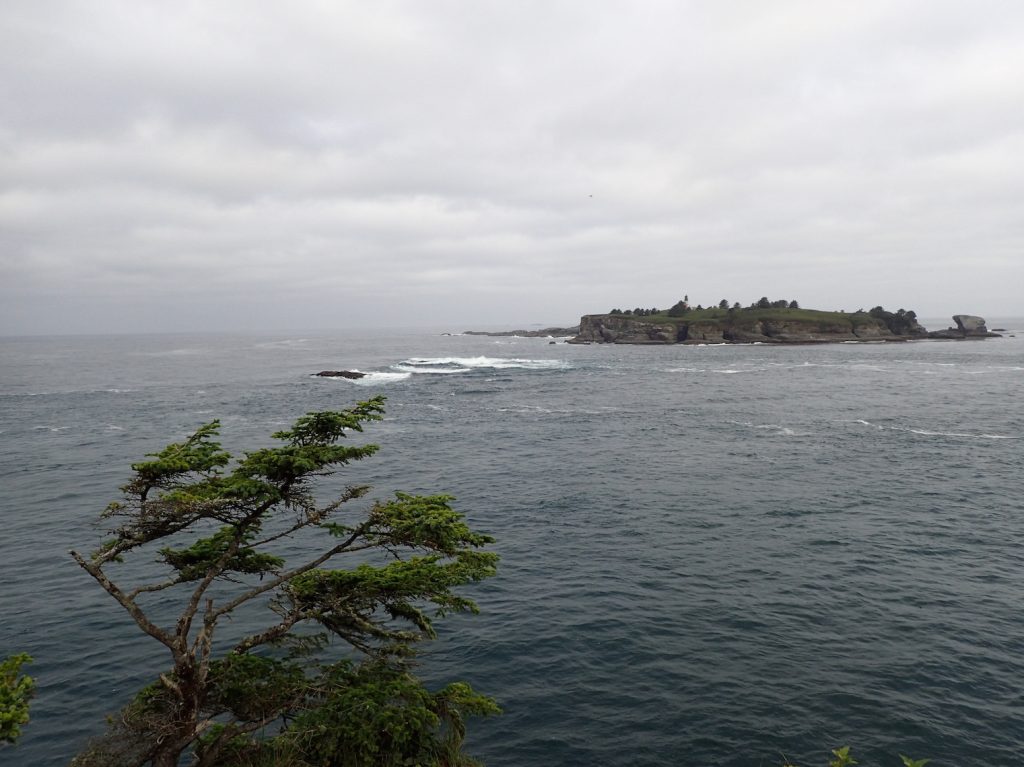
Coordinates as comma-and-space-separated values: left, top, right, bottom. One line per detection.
2, 0, 1023, 334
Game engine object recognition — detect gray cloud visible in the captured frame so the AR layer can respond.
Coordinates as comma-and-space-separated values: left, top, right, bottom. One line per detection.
2, 0, 1023, 333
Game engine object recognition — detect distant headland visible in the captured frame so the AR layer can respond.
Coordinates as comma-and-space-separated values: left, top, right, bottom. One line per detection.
461, 327, 579, 338
464, 298, 1001, 345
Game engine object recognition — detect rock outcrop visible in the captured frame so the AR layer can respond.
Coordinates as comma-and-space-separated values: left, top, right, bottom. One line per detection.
314, 370, 366, 379
928, 315, 1001, 339
569, 313, 923, 344
571, 315, 679, 344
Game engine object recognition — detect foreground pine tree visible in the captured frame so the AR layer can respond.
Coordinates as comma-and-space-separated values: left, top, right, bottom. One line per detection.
71, 396, 498, 767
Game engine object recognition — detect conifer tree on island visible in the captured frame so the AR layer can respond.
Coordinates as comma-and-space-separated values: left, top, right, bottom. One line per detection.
70, 396, 499, 767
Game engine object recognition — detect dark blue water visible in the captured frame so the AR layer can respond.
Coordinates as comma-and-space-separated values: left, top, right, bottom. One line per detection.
2, 326, 1023, 766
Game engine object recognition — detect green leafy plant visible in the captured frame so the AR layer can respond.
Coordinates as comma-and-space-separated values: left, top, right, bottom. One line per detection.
0, 653, 34, 744
70, 396, 498, 767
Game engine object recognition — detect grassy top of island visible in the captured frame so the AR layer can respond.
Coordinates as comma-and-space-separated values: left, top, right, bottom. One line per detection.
595, 298, 923, 334
566, 297, 942, 344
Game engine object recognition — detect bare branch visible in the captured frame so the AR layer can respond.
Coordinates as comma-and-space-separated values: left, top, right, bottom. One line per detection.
128, 576, 185, 601
70, 550, 177, 657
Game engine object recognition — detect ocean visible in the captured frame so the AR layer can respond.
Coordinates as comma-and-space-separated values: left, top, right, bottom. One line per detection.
2, 324, 1023, 766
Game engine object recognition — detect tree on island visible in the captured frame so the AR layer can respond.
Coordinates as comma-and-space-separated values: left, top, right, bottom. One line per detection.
868, 306, 920, 335
667, 299, 690, 317
70, 396, 498, 767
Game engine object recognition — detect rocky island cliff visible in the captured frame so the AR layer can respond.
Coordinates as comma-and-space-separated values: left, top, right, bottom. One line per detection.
567, 304, 999, 345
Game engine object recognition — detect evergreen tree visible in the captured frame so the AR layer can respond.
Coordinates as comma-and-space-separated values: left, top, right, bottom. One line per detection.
0, 654, 34, 745
70, 397, 498, 767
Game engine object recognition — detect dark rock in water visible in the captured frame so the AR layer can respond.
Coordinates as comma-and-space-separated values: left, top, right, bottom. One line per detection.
929, 315, 1001, 339
314, 370, 365, 379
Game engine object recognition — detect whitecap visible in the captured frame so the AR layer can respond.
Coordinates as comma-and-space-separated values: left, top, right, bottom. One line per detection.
894, 426, 1019, 440
391, 364, 470, 375
399, 356, 568, 371
729, 420, 805, 436
344, 371, 412, 385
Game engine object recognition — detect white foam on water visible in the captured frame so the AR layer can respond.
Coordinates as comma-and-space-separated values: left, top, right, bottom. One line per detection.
729, 420, 807, 436
846, 419, 1017, 439
399, 356, 569, 371
349, 371, 412, 385
320, 371, 412, 385
391, 365, 470, 375
849, 419, 884, 429
893, 426, 1019, 440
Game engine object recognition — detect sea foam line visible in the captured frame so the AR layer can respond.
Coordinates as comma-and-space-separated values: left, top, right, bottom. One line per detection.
846, 419, 1019, 440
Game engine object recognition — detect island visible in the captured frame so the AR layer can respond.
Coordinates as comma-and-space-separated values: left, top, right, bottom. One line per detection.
558, 300, 1001, 345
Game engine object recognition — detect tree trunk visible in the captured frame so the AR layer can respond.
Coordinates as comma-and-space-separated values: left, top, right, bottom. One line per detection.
151, 743, 185, 767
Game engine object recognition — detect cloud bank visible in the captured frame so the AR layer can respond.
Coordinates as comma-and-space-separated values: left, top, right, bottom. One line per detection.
2, 0, 1023, 333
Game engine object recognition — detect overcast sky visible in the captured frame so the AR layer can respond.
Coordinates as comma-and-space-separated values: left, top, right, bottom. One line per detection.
2, 1, 1022, 334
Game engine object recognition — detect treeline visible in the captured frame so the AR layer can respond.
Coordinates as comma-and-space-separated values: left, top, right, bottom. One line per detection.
864, 305, 920, 335
604, 299, 922, 335
609, 306, 661, 316
608, 296, 800, 317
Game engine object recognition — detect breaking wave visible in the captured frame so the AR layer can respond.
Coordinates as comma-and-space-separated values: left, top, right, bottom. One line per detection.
315, 356, 569, 386
398, 356, 569, 372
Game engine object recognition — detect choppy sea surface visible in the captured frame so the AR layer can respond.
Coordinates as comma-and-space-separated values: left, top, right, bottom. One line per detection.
2, 323, 1023, 766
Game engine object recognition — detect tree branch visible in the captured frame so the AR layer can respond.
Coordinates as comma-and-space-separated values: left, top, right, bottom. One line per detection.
70, 549, 178, 656
232, 611, 303, 654
128, 576, 185, 601
211, 523, 373, 621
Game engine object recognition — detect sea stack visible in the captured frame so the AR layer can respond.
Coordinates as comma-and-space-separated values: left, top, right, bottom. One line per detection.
928, 315, 1001, 339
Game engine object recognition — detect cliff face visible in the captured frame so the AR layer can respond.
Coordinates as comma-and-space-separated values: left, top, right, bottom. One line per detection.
573, 315, 680, 344
570, 313, 923, 344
